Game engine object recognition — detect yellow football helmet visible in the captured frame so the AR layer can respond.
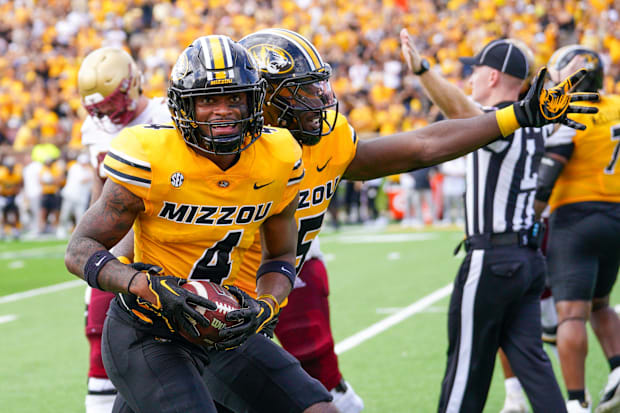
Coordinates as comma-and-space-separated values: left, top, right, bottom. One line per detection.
78, 47, 142, 126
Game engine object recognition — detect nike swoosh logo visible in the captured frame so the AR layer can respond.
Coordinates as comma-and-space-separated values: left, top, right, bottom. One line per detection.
95, 257, 106, 266
317, 158, 331, 172
253, 181, 274, 190
280, 266, 293, 275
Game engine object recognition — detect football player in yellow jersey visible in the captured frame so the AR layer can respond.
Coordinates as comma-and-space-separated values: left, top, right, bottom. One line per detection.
0, 155, 23, 239
534, 46, 620, 413
235, 29, 364, 412
66, 35, 338, 413
39, 156, 64, 234
228, 28, 600, 413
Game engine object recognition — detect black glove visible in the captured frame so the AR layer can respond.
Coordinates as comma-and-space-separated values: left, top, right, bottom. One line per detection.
130, 262, 163, 274
142, 273, 217, 338
513, 67, 599, 130
260, 313, 280, 339
215, 285, 278, 350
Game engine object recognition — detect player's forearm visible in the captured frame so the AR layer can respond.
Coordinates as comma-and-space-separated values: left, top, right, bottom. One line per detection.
256, 195, 298, 304
65, 235, 137, 294
534, 200, 548, 221
256, 271, 293, 305
418, 113, 505, 162
257, 235, 297, 304
418, 70, 482, 119
345, 112, 503, 180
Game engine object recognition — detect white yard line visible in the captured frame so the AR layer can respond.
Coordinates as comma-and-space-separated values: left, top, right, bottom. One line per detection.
0, 280, 83, 304
0, 314, 17, 324
335, 284, 453, 355
2, 275, 455, 357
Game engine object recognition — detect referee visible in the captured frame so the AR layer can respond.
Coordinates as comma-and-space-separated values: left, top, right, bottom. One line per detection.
401, 32, 567, 412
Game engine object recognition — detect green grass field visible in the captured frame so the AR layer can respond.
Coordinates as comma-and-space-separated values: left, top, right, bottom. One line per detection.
0, 226, 617, 412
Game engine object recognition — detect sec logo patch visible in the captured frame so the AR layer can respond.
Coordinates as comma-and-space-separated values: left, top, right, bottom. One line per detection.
171, 172, 184, 188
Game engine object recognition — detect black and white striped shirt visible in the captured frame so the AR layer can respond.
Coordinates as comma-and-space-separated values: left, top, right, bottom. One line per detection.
464, 104, 551, 236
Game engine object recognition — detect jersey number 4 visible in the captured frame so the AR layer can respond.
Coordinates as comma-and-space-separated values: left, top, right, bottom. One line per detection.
188, 230, 243, 284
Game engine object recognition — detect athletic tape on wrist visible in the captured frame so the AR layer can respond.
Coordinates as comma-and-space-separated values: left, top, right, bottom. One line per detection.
495, 106, 520, 137
256, 261, 296, 287
84, 250, 117, 290
257, 293, 280, 314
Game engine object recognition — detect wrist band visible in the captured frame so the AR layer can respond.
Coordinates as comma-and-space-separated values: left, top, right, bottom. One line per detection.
127, 271, 142, 295
83, 250, 117, 290
256, 260, 296, 288
257, 293, 280, 314
495, 106, 520, 137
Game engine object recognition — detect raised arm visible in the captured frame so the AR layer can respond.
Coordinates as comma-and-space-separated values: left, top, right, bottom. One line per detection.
345, 112, 500, 180
344, 67, 598, 181
400, 29, 482, 119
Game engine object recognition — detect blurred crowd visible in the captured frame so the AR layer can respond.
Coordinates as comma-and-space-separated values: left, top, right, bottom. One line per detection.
0, 0, 619, 237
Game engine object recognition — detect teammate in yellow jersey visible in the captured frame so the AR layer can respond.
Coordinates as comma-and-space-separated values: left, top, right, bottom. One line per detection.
534, 45, 620, 413
0, 155, 23, 239
65, 35, 338, 413
223, 28, 597, 413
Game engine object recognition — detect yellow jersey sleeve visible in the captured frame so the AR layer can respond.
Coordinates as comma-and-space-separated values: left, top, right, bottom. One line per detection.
103, 126, 153, 201
331, 110, 359, 166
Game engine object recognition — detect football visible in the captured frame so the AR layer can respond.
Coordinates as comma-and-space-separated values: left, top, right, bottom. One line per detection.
179, 280, 241, 346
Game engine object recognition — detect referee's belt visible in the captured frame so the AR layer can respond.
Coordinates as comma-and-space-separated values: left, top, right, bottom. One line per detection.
454, 223, 544, 255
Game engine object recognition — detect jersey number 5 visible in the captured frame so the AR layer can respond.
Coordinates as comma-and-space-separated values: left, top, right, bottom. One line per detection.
189, 230, 243, 284
296, 213, 325, 273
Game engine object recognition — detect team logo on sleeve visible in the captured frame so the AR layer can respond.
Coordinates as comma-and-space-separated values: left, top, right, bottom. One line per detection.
170, 172, 184, 188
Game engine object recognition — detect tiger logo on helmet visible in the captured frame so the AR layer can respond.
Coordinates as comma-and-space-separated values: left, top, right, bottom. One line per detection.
167, 35, 267, 155
547, 45, 603, 92
240, 29, 338, 146
78, 47, 143, 129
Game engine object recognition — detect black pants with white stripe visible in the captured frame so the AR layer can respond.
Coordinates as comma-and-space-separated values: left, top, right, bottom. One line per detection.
438, 245, 566, 413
